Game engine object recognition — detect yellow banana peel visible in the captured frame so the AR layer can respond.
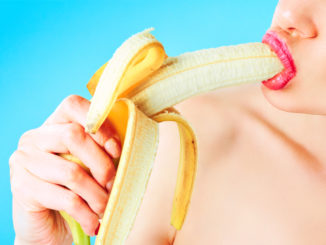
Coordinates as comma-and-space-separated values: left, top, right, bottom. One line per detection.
59, 28, 283, 245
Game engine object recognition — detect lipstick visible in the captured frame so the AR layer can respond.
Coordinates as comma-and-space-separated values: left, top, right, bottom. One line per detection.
262, 31, 296, 90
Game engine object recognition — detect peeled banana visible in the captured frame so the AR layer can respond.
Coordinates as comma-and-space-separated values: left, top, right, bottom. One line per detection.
60, 28, 283, 245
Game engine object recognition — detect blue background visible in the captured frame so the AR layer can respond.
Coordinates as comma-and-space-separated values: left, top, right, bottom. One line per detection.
0, 0, 278, 243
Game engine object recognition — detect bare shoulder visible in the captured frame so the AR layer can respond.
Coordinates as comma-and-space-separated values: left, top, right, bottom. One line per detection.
125, 84, 265, 244
175, 84, 263, 160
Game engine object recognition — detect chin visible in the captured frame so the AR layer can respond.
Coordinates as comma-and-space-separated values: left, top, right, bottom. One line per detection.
260, 83, 324, 115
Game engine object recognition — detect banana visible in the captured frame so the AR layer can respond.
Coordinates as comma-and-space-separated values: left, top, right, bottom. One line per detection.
129, 42, 283, 116
59, 154, 91, 245
152, 109, 197, 230
96, 99, 159, 245
86, 28, 166, 133
60, 28, 283, 245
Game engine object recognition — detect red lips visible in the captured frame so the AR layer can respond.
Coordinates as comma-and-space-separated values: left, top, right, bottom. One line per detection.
262, 31, 296, 90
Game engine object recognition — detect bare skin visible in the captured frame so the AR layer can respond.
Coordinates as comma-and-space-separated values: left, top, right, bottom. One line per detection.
171, 1, 326, 243
10, 0, 326, 244
124, 84, 326, 245
10, 95, 121, 244
173, 85, 326, 245
126, 2, 326, 241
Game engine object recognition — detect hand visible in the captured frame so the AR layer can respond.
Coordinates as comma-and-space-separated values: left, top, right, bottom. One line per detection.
9, 95, 121, 245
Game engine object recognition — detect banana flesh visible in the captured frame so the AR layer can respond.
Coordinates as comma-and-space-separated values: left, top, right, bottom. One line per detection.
86, 28, 166, 133
60, 28, 283, 245
129, 43, 283, 116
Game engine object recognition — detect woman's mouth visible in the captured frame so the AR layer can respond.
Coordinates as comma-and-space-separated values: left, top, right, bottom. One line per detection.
262, 31, 296, 90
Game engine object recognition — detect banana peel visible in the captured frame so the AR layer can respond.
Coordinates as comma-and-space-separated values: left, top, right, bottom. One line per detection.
60, 28, 283, 245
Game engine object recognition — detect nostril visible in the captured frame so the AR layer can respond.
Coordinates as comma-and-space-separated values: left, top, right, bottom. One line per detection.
288, 28, 299, 38
286, 27, 317, 39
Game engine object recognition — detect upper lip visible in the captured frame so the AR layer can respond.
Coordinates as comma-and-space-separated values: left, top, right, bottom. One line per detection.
262, 30, 296, 74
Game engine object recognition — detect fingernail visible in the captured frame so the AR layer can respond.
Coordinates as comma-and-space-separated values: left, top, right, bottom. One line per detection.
104, 138, 121, 158
106, 176, 115, 192
95, 223, 100, 236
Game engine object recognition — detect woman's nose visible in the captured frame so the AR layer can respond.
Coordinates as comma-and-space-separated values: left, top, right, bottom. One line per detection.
271, 0, 318, 39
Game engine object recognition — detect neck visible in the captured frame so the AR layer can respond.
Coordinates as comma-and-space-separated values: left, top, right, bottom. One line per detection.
246, 84, 326, 165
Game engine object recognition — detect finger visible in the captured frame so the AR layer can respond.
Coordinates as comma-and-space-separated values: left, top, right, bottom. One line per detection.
18, 124, 116, 189
104, 137, 121, 159
11, 164, 99, 236
44, 95, 121, 158
14, 148, 109, 217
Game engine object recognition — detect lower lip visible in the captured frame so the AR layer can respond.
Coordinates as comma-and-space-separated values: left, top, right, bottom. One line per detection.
261, 31, 296, 90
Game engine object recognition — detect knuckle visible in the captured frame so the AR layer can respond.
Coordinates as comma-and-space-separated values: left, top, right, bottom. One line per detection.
10, 176, 22, 194
9, 151, 28, 192
9, 150, 24, 169
18, 129, 35, 146
64, 164, 84, 188
66, 192, 83, 212
93, 198, 107, 215
102, 164, 115, 185
61, 95, 84, 112
10, 169, 24, 194
63, 123, 85, 144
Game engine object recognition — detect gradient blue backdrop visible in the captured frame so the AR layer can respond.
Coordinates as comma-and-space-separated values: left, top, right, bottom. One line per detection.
0, 0, 278, 243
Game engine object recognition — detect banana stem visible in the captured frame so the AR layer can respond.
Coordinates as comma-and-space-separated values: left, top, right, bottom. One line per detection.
60, 210, 90, 245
